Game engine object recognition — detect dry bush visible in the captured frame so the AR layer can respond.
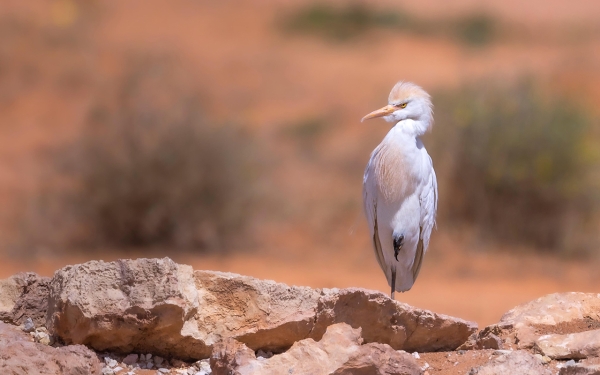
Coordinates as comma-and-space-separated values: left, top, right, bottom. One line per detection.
30, 56, 261, 252
428, 80, 599, 254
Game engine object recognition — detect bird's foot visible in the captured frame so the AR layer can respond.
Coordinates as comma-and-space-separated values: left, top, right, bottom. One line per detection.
393, 234, 404, 261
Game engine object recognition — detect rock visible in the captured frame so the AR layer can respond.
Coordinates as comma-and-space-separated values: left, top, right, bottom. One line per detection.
482, 293, 600, 349
310, 288, 477, 352
211, 323, 420, 375
0, 272, 50, 326
534, 329, 600, 359
22, 317, 35, 332
194, 270, 321, 355
0, 321, 102, 374
331, 343, 421, 375
500, 293, 600, 327
559, 358, 600, 375
45, 258, 476, 359
46, 258, 203, 359
468, 350, 551, 375
458, 325, 503, 350
122, 354, 139, 365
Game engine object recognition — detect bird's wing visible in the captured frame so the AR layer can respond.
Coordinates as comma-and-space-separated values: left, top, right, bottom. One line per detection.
363, 151, 386, 271
412, 154, 438, 280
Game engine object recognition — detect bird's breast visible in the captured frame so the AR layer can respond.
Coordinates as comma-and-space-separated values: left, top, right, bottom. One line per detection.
371, 141, 421, 203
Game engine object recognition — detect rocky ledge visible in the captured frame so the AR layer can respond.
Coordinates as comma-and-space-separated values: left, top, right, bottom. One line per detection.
0, 258, 598, 375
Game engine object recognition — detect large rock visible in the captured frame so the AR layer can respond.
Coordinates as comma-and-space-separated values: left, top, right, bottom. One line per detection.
46, 258, 203, 358
0, 272, 50, 325
534, 329, 600, 359
44, 258, 477, 359
468, 350, 552, 375
482, 293, 600, 349
210, 323, 421, 375
311, 288, 477, 352
193, 270, 321, 354
0, 321, 102, 374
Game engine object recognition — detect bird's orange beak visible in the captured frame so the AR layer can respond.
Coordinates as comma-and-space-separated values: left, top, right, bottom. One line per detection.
361, 105, 396, 122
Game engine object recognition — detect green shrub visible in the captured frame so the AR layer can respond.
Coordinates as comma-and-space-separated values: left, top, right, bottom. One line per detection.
429, 81, 598, 253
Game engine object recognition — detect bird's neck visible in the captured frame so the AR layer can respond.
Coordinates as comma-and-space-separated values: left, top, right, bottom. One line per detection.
393, 119, 431, 138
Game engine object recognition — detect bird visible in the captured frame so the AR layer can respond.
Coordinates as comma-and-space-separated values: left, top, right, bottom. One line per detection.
361, 81, 438, 300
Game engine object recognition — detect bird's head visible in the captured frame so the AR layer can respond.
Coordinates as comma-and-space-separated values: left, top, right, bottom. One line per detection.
361, 81, 433, 134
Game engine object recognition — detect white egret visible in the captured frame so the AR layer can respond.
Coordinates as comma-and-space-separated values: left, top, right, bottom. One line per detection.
362, 81, 438, 299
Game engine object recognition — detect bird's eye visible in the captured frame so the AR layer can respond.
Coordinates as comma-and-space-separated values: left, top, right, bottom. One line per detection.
397, 103, 408, 109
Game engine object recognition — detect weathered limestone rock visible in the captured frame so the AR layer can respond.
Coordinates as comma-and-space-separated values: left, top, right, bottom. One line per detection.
193, 270, 321, 353
559, 358, 600, 375
44, 258, 476, 359
468, 350, 552, 375
500, 293, 600, 327
331, 342, 421, 375
458, 325, 503, 350
210, 323, 421, 375
534, 329, 600, 359
0, 272, 50, 325
311, 288, 477, 352
46, 258, 203, 359
0, 321, 102, 374
483, 293, 600, 349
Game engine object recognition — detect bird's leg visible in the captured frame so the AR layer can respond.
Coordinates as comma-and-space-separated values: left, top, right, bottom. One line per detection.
390, 266, 396, 300
393, 234, 404, 261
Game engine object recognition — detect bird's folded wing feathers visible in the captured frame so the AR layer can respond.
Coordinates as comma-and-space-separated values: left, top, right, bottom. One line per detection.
418, 156, 438, 255
363, 158, 386, 272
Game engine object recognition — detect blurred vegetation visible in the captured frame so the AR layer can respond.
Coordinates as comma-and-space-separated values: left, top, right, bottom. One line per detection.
27, 56, 262, 252
281, 2, 497, 46
429, 80, 599, 255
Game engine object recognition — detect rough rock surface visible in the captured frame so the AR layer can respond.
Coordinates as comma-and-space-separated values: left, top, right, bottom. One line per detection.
534, 329, 600, 359
559, 358, 600, 375
193, 270, 321, 354
311, 288, 477, 352
210, 323, 421, 375
45, 258, 476, 359
0, 321, 102, 374
0, 272, 50, 325
468, 350, 552, 375
47, 258, 203, 359
331, 342, 421, 375
482, 293, 600, 349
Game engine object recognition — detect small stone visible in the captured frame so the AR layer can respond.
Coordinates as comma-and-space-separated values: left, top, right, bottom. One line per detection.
22, 318, 35, 333
113, 366, 123, 372
412, 352, 420, 359
187, 368, 196, 374
35, 326, 48, 333
541, 356, 551, 364
171, 359, 185, 367
458, 350, 466, 355
154, 356, 164, 366
140, 354, 146, 361
146, 353, 152, 360
565, 360, 576, 367
108, 358, 118, 368
101, 368, 115, 375
158, 368, 169, 373
146, 361, 154, 369
198, 360, 210, 372
256, 349, 274, 359
36, 331, 51, 345
123, 354, 139, 366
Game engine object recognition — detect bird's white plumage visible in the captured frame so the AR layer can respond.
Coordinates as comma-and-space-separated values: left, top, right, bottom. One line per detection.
362, 81, 437, 296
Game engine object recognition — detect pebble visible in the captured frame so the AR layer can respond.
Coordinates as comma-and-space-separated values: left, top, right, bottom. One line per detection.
101, 368, 114, 375
22, 318, 35, 333
256, 349, 273, 359
154, 356, 165, 366
158, 368, 170, 373
411, 352, 420, 359
113, 366, 123, 372
123, 354, 139, 365
107, 358, 118, 368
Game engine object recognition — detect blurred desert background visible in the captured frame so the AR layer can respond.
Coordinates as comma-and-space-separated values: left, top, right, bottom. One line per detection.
1, 0, 600, 327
